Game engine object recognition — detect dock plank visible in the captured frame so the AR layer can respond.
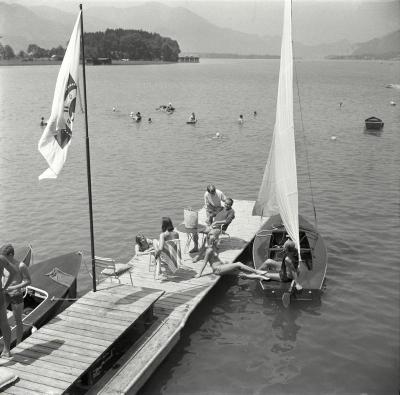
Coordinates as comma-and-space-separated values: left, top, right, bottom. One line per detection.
4, 285, 164, 394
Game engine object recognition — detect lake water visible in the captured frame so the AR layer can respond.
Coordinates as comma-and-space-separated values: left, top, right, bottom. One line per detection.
0, 59, 399, 394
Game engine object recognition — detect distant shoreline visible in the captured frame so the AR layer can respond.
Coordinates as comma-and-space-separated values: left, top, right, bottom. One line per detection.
0, 57, 398, 67
0, 59, 177, 67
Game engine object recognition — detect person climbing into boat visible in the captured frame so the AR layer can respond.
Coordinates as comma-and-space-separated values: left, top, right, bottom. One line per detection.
259, 239, 303, 291
1, 243, 32, 346
134, 233, 154, 256
194, 232, 269, 280
0, 255, 12, 359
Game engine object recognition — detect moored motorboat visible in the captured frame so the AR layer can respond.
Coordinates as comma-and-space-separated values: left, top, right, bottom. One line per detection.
1, 250, 82, 350
365, 116, 384, 130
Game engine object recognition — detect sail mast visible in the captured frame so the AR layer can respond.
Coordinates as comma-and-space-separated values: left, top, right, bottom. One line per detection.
252, 0, 301, 254
79, 3, 97, 292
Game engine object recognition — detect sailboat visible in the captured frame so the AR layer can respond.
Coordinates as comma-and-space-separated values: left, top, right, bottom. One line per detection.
251, 0, 327, 303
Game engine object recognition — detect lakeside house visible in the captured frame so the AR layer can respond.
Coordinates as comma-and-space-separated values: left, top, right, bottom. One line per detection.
178, 56, 200, 63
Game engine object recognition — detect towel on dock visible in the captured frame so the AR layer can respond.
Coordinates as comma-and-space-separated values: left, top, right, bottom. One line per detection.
0, 367, 18, 390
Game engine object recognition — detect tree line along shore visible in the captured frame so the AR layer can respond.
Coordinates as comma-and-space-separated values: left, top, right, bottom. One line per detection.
0, 28, 181, 64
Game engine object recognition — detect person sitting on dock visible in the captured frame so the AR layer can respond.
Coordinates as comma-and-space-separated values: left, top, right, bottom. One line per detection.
0, 255, 13, 359
1, 243, 32, 346
194, 232, 269, 281
134, 233, 154, 256
152, 217, 180, 279
191, 197, 235, 255
259, 239, 303, 291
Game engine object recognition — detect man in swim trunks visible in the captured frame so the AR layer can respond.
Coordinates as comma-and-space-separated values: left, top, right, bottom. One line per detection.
194, 233, 270, 280
1, 244, 31, 345
0, 255, 12, 359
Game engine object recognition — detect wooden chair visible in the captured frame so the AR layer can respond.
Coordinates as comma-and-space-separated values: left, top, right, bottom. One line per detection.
150, 239, 181, 280
94, 256, 134, 285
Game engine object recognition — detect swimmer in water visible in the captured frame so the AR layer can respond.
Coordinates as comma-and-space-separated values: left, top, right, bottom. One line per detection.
238, 114, 244, 124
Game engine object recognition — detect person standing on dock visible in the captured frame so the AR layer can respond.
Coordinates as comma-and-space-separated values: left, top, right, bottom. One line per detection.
1, 244, 31, 346
0, 256, 12, 359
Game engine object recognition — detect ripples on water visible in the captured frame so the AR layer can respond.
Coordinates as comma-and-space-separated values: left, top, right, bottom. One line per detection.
0, 59, 399, 394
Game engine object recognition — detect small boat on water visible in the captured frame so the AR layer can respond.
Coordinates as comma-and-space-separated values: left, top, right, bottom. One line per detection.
365, 116, 384, 130
1, 249, 82, 350
241, 0, 327, 306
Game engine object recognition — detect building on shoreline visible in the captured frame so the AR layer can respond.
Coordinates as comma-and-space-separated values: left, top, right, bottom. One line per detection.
178, 56, 199, 63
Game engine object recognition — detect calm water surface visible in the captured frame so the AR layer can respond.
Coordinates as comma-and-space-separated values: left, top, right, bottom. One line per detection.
0, 59, 399, 394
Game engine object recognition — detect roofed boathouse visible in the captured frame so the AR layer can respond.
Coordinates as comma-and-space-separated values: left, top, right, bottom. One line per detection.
178, 56, 200, 63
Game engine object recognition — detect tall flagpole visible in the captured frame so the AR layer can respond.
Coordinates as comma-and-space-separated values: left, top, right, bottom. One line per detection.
79, 3, 97, 292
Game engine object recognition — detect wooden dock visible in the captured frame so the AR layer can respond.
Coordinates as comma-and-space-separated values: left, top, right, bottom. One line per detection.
1, 200, 264, 394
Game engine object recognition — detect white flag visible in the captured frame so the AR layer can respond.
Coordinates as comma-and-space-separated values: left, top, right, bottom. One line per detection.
38, 11, 81, 180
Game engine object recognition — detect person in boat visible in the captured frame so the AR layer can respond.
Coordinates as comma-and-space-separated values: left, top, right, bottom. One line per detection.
167, 103, 174, 111
40, 117, 47, 126
194, 232, 269, 280
134, 233, 154, 256
1, 243, 32, 346
191, 197, 235, 255
135, 112, 142, 121
259, 239, 303, 291
0, 255, 13, 359
189, 112, 196, 122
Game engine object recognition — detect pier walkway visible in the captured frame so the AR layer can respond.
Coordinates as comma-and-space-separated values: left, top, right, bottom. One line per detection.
89, 200, 265, 394
1, 200, 264, 394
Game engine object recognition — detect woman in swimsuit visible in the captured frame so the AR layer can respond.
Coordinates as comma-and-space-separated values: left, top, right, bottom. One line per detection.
194, 233, 270, 280
260, 239, 303, 291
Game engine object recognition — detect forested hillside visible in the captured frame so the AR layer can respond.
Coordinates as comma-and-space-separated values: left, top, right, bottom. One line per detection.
83, 29, 180, 61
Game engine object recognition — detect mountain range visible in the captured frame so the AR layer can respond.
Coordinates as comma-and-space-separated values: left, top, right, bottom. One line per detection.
0, 1, 398, 59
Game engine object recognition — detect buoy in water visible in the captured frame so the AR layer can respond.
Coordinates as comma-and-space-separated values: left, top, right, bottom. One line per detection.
331, 136, 337, 141
112, 107, 116, 112
216, 132, 220, 138
390, 101, 396, 106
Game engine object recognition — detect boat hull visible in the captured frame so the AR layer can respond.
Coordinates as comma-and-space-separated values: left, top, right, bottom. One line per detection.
1, 250, 82, 350
251, 214, 327, 301
365, 117, 384, 130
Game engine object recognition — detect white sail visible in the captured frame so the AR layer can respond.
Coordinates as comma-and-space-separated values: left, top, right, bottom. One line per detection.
252, 0, 300, 254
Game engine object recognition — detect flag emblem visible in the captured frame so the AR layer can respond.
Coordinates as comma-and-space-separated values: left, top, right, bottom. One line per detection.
55, 74, 77, 148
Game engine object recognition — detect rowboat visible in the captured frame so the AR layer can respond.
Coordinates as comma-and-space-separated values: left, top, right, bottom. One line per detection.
248, 0, 328, 306
365, 116, 384, 130
1, 250, 82, 350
